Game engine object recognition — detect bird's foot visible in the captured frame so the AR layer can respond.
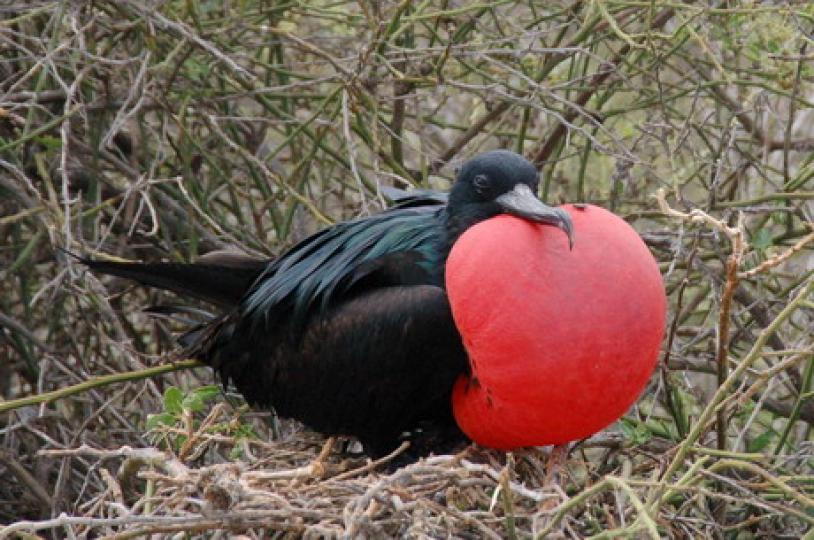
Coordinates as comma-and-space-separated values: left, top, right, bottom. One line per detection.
308, 436, 337, 479
330, 441, 413, 479
380, 423, 469, 471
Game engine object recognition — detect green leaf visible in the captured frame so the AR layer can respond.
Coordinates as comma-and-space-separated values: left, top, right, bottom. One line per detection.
185, 58, 210, 81
751, 228, 773, 252
35, 135, 62, 149
747, 429, 775, 453
163, 386, 184, 415
192, 385, 221, 402
182, 385, 220, 412
229, 444, 244, 460
182, 394, 204, 412
233, 423, 258, 439
620, 418, 652, 445
175, 434, 188, 451
146, 412, 177, 430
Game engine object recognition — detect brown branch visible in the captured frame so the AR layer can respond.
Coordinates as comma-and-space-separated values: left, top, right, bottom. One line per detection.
430, 0, 597, 172
531, 8, 676, 166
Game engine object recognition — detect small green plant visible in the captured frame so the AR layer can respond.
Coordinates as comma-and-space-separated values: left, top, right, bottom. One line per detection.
619, 417, 654, 446
145, 385, 257, 455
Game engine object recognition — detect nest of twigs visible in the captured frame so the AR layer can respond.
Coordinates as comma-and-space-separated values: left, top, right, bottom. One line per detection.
3, 397, 811, 539
0, 417, 692, 539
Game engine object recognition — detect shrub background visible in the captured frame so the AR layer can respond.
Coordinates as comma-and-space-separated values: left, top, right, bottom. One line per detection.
0, 1, 812, 537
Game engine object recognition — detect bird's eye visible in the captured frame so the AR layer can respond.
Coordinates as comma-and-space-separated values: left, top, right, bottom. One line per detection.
473, 174, 489, 194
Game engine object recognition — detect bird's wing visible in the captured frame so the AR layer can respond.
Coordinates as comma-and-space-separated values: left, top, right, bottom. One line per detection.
199, 284, 468, 455
380, 186, 449, 208
241, 205, 445, 331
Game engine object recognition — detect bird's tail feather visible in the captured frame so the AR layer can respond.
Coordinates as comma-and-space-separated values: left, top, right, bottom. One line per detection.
79, 252, 268, 309
142, 304, 215, 326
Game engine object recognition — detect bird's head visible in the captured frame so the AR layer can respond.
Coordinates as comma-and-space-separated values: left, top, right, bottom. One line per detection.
446, 150, 574, 248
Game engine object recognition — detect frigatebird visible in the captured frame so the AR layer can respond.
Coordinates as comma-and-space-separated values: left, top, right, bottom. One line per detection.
81, 150, 574, 457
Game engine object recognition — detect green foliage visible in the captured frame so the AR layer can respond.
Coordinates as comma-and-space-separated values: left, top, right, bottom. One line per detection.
181, 385, 221, 412
145, 385, 255, 454
746, 429, 776, 454
33, 135, 62, 150
620, 417, 653, 446
751, 228, 774, 252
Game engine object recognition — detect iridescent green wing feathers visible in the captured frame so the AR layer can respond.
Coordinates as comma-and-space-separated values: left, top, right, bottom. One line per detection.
241, 204, 446, 332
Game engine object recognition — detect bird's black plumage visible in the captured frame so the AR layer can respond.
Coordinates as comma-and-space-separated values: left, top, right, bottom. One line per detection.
79, 150, 573, 457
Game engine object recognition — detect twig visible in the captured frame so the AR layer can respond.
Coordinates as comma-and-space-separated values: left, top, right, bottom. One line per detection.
646, 278, 813, 511
328, 441, 410, 481
0, 360, 204, 414
655, 188, 747, 450
739, 230, 814, 280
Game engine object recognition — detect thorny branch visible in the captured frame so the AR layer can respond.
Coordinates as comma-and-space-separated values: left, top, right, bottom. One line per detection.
1, 1, 812, 538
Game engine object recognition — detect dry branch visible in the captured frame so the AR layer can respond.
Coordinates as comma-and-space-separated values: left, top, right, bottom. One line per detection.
1, 1, 812, 537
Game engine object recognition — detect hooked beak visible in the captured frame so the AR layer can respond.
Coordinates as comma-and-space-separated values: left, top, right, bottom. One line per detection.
496, 184, 575, 249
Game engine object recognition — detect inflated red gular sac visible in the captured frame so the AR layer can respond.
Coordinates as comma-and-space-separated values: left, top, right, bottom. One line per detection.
446, 204, 666, 449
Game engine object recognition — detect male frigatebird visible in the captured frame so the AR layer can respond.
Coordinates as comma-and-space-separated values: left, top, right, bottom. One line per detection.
81, 150, 574, 457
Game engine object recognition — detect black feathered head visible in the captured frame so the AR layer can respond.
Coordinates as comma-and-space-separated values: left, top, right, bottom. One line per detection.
446, 150, 573, 247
